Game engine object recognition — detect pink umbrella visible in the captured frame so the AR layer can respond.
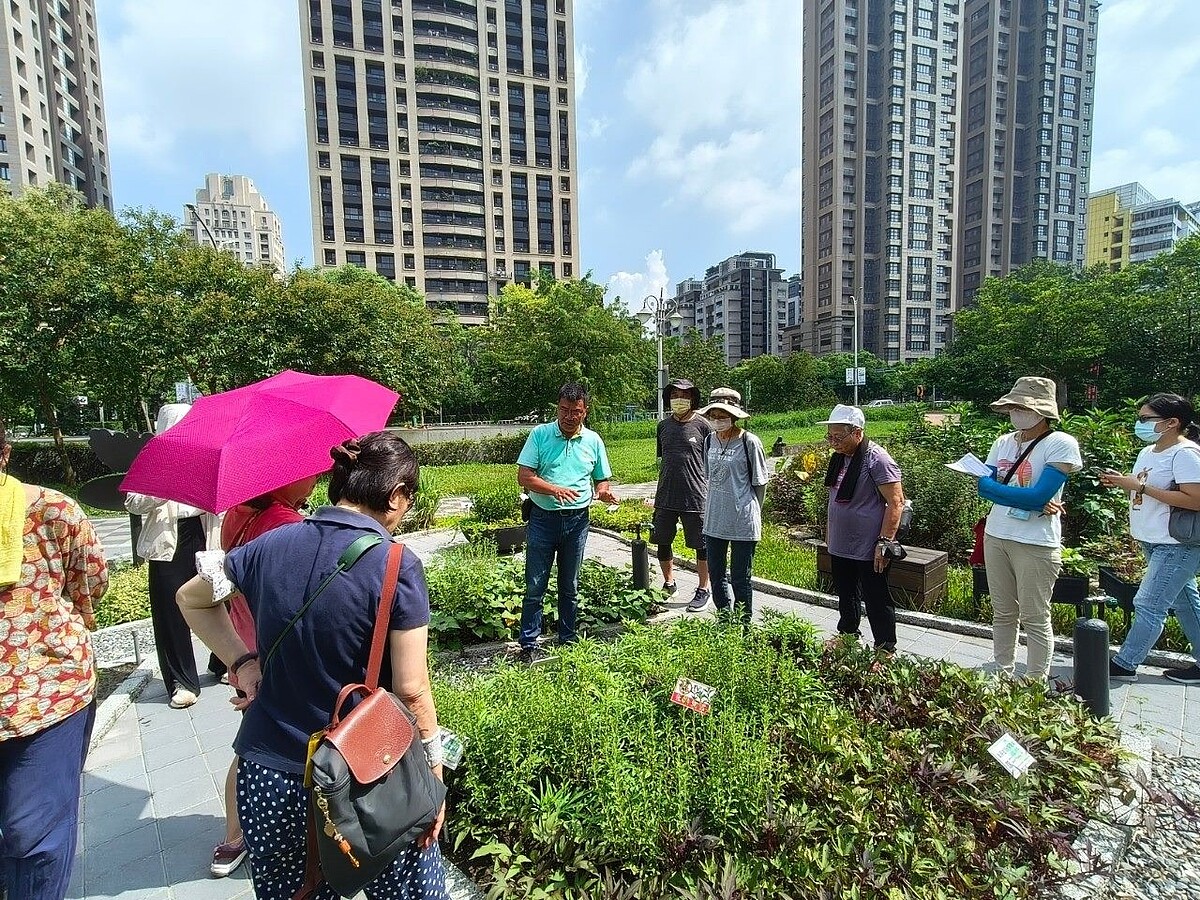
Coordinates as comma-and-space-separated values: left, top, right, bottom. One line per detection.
120, 370, 400, 513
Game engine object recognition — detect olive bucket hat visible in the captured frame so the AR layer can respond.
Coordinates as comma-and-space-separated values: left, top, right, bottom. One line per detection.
989, 376, 1061, 421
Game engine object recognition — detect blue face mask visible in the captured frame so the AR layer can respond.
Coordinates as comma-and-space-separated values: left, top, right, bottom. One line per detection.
1134, 420, 1162, 443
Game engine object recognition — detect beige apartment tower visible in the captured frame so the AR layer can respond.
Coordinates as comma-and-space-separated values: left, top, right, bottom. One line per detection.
801, 0, 1098, 362
0, 0, 112, 207
185, 174, 288, 272
300, 0, 580, 324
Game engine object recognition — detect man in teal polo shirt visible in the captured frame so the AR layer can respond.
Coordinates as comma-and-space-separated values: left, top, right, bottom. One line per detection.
516, 382, 617, 662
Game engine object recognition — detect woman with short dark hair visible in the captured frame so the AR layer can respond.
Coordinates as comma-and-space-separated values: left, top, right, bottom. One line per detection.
1102, 393, 1200, 684
0, 417, 108, 899
179, 431, 447, 899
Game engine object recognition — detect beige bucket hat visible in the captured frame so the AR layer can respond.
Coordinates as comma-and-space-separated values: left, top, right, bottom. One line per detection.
989, 376, 1060, 421
697, 387, 749, 420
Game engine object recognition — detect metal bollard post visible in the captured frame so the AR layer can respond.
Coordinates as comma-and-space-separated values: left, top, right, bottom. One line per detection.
631, 522, 650, 592
1073, 594, 1111, 718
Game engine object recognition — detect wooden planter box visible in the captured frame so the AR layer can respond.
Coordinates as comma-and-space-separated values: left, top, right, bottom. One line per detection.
815, 542, 948, 609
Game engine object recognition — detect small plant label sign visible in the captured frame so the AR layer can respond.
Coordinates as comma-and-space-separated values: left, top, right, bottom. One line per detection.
988, 732, 1035, 778
670, 677, 717, 715
440, 729, 466, 771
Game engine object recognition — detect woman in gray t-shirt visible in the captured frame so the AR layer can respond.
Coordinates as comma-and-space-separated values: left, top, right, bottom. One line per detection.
697, 388, 770, 623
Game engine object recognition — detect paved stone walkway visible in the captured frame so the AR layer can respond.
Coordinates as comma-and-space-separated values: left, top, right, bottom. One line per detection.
76, 516, 1199, 898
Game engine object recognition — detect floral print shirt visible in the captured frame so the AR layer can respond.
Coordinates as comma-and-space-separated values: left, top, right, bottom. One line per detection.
0, 488, 108, 740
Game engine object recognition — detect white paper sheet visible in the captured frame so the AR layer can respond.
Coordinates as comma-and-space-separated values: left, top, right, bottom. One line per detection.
946, 453, 992, 477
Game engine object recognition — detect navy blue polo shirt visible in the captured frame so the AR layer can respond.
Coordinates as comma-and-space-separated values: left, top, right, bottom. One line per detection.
224, 506, 430, 775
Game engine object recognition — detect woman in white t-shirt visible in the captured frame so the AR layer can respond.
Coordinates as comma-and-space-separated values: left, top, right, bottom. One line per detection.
976, 377, 1082, 681
1101, 394, 1200, 684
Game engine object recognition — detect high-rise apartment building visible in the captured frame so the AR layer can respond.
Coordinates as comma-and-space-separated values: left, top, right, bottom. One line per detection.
801, 0, 1099, 362
668, 251, 788, 366
1085, 182, 1200, 271
300, 0, 580, 324
184, 174, 287, 271
0, 0, 111, 207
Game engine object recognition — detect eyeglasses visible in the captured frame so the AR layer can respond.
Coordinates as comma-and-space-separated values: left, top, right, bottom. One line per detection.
557, 406, 586, 419
1136, 415, 1165, 423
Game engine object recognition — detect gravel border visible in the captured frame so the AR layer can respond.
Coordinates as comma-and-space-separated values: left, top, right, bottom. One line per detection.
90, 657, 154, 749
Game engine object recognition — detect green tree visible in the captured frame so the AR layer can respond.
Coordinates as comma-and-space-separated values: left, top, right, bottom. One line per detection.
0, 185, 130, 481
662, 331, 730, 401
474, 276, 655, 417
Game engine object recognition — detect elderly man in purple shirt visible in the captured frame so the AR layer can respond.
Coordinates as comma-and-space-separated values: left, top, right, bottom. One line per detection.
821, 405, 906, 652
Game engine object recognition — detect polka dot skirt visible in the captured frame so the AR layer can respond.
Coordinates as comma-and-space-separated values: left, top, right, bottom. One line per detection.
236, 758, 449, 900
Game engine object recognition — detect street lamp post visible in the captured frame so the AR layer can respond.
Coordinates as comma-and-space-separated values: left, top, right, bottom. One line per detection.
637, 289, 683, 420
184, 203, 219, 250
850, 293, 860, 407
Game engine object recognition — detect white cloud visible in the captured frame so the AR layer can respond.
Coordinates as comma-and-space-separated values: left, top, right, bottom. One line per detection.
621, 0, 801, 234
585, 116, 610, 138
605, 250, 671, 312
575, 42, 591, 99
1091, 0, 1200, 199
97, 0, 304, 171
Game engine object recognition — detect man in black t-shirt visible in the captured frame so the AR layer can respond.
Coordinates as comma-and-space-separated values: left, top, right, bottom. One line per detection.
653, 378, 714, 610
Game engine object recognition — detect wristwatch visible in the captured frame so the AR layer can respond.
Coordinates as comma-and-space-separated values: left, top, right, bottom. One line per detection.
1135, 476, 1148, 497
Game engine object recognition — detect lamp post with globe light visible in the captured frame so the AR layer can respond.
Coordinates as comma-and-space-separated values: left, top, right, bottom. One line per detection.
637, 289, 683, 420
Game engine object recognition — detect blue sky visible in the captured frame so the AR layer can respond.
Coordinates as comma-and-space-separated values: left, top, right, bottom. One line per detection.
95, 0, 1200, 311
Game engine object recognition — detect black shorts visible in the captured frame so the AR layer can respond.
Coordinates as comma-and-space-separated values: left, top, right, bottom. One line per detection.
652, 508, 706, 559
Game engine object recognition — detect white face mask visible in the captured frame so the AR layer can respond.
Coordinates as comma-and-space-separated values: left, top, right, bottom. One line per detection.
709, 416, 734, 433
669, 398, 692, 415
1009, 409, 1042, 431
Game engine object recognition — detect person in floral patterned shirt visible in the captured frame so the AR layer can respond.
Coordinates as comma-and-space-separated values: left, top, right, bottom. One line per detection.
0, 419, 108, 900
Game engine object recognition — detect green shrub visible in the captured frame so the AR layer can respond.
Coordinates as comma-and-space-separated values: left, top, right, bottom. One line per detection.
95, 563, 150, 628
469, 483, 523, 524
434, 615, 1122, 899
588, 500, 654, 535
412, 432, 531, 467
1058, 407, 1137, 547
425, 542, 660, 649
8, 443, 110, 485
889, 445, 989, 563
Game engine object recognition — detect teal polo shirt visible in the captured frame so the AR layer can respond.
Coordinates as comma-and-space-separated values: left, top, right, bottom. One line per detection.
517, 422, 613, 511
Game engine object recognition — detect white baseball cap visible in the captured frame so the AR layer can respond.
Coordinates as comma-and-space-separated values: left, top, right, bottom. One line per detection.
817, 404, 866, 429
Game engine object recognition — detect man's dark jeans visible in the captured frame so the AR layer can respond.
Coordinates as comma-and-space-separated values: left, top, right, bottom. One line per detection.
829, 553, 897, 650
705, 536, 757, 624
519, 505, 590, 649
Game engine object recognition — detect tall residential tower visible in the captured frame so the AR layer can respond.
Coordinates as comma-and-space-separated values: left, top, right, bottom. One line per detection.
184, 174, 287, 272
0, 0, 112, 207
300, 0, 580, 324
801, 0, 1099, 361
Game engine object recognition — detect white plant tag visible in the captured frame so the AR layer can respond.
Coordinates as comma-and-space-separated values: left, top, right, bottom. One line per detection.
988, 732, 1035, 778
670, 677, 717, 715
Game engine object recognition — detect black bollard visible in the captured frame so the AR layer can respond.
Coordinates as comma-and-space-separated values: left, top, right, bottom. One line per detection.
129, 513, 144, 566
631, 522, 650, 591
1073, 596, 1110, 718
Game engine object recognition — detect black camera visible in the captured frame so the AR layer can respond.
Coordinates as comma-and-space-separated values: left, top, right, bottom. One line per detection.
878, 540, 907, 561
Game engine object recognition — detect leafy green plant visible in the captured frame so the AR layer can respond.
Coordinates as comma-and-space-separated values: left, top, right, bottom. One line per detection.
469, 483, 523, 524
399, 469, 442, 533
1058, 406, 1137, 547
1058, 547, 1094, 579
95, 563, 150, 628
424, 542, 660, 649
434, 615, 1123, 899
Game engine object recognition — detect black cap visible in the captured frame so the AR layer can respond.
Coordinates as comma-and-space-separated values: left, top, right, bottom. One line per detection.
662, 378, 702, 407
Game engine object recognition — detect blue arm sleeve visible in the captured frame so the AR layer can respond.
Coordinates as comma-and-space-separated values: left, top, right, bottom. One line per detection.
978, 466, 1069, 511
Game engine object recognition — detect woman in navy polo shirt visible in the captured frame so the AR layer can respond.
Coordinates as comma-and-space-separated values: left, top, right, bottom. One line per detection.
178, 432, 447, 900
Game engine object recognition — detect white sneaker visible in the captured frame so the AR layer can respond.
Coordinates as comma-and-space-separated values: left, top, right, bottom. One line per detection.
169, 689, 198, 709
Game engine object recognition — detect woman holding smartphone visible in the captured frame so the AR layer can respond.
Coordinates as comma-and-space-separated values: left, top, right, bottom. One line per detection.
1102, 393, 1200, 684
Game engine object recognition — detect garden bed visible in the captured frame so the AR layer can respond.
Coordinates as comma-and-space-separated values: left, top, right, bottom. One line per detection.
433, 614, 1124, 898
